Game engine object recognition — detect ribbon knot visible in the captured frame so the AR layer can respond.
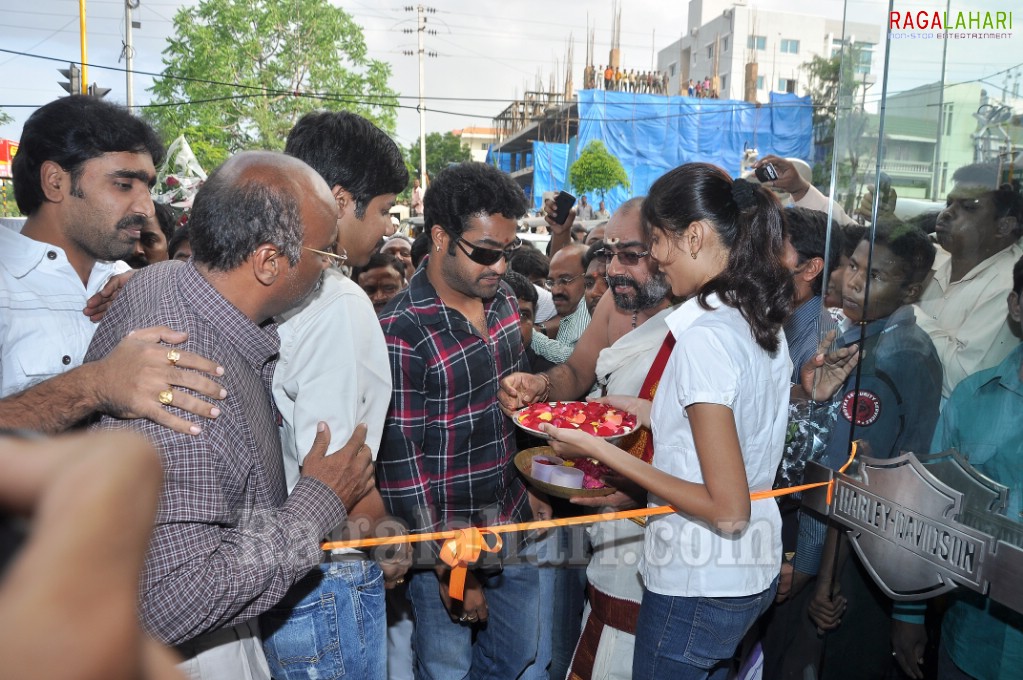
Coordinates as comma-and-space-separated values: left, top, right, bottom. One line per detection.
438, 527, 503, 601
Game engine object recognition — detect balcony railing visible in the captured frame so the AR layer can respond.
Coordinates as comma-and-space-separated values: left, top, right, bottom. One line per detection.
881, 159, 933, 176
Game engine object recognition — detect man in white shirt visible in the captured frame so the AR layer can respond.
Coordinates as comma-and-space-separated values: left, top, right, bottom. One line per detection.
915, 162, 1023, 398
1, 95, 224, 435
411, 178, 425, 216
263, 110, 411, 680
577, 195, 596, 220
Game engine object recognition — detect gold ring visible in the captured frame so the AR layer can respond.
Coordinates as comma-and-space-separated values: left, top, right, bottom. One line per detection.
158, 389, 174, 406
167, 349, 181, 366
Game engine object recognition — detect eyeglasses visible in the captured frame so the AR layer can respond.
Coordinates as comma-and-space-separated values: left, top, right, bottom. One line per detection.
595, 248, 651, 267
303, 245, 348, 269
451, 235, 521, 266
544, 274, 584, 289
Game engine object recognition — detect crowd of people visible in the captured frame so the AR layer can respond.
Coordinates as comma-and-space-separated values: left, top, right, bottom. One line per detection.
584, 65, 671, 95
1, 94, 1022, 680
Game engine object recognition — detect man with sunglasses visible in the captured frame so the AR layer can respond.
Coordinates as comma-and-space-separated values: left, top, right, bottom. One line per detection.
532, 243, 592, 364
377, 162, 548, 679
498, 197, 675, 680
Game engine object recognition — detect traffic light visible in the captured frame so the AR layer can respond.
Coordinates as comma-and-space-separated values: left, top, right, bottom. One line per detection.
58, 63, 82, 96
87, 83, 111, 98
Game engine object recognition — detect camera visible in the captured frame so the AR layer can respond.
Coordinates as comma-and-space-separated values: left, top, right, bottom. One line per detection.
754, 163, 778, 183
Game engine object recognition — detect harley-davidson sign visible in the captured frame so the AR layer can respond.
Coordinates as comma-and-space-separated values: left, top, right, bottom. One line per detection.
802, 452, 1023, 612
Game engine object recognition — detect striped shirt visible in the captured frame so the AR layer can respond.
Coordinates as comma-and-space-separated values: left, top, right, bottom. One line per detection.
531, 297, 592, 364
86, 261, 345, 645
377, 263, 530, 546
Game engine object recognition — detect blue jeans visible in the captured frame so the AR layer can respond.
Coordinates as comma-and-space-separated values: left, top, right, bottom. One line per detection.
261, 560, 385, 680
632, 579, 778, 680
408, 563, 541, 680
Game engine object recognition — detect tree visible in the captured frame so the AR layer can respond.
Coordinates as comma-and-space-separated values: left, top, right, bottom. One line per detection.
0, 110, 12, 127
802, 45, 871, 197
146, 0, 398, 169
569, 140, 629, 199
407, 132, 471, 183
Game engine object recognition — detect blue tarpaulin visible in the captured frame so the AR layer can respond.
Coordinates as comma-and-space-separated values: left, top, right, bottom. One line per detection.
529, 89, 813, 213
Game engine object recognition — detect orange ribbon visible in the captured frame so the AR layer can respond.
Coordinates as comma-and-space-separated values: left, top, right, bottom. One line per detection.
324, 443, 860, 600
438, 528, 503, 601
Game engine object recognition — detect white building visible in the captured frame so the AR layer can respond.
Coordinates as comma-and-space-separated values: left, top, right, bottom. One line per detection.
452, 126, 500, 163
656, 0, 879, 102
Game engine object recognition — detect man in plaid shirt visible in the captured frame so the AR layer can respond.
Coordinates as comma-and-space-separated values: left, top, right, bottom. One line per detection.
87, 151, 375, 679
378, 162, 547, 678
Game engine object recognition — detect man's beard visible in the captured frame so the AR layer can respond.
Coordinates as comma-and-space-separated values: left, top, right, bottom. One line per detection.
608, 272, 670, 312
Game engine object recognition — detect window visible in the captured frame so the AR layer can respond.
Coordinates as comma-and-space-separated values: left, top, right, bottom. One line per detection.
778, 78, 796, 93
756, 76, 765, 90
669, 62, 677, 77
480, 143, 489, 150
944, 103, 954, 136
720, 74, 727, 93
707, 44, 714, 59
780, 39, 799, 54
747, 35, 766, 50
722, 37, 729, 52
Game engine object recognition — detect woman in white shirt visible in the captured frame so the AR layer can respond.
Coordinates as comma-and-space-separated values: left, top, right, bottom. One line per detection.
544, 162, 793, 680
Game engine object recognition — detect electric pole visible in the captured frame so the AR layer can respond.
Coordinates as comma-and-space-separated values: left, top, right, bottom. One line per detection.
404, 6, 436, 189
124, 0, 140, 110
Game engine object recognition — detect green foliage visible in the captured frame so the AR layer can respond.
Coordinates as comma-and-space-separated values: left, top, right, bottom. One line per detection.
1, 180, 18, 218
145, 0, 398, 169
569, 140, 629, 199
803, 46, 866, 190
0, 110, 12, 127
406, 132, 471, 183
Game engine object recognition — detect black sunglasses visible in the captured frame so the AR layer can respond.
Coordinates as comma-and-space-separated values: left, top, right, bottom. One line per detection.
595, 247, 651, 267
451, 234, 522, 266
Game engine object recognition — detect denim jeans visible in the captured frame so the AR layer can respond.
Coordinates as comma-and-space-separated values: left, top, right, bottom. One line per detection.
632, 578, 778, 680
261, 560, 385, 680
521, 528, 559, 680
407, 563, 541, 680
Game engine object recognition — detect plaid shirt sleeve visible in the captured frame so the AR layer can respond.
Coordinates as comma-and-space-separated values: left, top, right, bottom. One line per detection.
377, 329, 439, 535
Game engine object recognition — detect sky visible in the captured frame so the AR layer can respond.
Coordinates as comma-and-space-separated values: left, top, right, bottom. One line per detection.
1, 0, 1020, 153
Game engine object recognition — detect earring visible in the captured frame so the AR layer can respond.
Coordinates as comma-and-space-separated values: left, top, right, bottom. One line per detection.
691, 250, 698, 260
435, 246, 440, 252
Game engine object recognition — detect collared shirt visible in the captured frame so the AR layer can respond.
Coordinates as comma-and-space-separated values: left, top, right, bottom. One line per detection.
274, 269, 391, 492
377, 263, 529, 542
86, 261, 345, 645
915, 242, 1023, 399
783, 295, 838, 384
534, 284, 557, 323
931, 343, 1023, 680
531, 297, 591, 364
643, 294, 790, 597
0, 226, 129, 397
794, 305, 942, 575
